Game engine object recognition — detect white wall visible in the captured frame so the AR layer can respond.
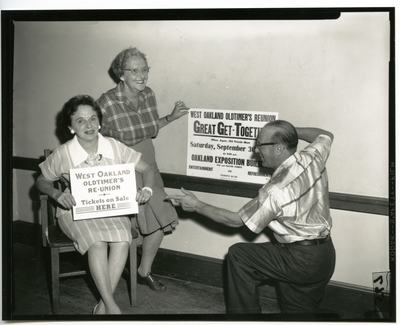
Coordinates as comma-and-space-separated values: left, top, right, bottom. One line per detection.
13, 15, 389, 197
12, 12, 390, 288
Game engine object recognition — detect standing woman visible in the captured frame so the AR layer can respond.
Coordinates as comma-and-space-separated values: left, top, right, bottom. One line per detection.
36, 95, 155, 314
96, 47, 189, 291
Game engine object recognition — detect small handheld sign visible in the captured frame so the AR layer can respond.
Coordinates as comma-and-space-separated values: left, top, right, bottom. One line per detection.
69, 163, 138, 220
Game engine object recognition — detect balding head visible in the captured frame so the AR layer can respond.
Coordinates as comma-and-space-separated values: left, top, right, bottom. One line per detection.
263, 120, 298, 153
256, 120, 298, 170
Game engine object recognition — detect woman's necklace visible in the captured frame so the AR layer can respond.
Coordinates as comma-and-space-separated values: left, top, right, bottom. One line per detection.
85, 152, 102, 167
82, 140, 102, 167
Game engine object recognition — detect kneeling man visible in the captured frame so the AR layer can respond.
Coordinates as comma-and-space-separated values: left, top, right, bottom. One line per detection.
168, 120, 336, 314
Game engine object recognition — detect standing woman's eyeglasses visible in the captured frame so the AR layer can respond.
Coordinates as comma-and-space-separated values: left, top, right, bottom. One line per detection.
123, 67, 151, 76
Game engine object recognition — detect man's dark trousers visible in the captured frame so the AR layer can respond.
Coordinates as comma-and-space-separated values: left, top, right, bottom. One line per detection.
226, 238, 336, 314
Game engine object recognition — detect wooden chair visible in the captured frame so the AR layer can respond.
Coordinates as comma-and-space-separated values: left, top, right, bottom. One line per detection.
39, 149, 138, 314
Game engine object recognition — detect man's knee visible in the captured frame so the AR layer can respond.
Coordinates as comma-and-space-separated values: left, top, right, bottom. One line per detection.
227, 242, 248, 260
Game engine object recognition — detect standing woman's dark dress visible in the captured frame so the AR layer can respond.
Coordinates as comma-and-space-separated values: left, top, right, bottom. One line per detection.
96, 83, 179, 235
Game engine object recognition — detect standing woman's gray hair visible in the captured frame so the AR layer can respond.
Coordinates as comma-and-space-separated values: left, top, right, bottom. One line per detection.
111, 47, 148, 78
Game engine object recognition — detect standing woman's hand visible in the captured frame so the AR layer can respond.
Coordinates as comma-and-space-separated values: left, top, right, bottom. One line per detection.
136, 188, 153, 205
168, 101, 190, 121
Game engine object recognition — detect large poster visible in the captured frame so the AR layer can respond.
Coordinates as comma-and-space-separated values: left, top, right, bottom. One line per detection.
70, 163, 138, 220
187, 108, 278, 184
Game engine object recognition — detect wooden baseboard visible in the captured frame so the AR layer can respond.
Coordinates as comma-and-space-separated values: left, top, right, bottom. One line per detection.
13, 220, 379, 317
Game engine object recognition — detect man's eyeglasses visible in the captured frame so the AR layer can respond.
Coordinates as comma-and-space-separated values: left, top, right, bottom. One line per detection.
123, 67, 151, 76
256, 142, 277, 148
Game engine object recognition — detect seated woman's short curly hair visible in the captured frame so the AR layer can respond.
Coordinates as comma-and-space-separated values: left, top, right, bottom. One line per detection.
62, 94, 102, 129
111, 47, 148, 78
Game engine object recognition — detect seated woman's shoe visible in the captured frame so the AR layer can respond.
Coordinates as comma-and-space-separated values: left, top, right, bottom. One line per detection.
92, 303, 98, 315
137, 272, 167, 291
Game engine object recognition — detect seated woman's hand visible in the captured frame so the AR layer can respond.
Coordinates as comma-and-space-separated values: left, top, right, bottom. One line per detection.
53, 191, 76, 210
136, 188, 152, 205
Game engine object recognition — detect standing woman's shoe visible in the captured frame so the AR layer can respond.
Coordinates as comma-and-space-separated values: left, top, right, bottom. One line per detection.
137, 272, 167, 291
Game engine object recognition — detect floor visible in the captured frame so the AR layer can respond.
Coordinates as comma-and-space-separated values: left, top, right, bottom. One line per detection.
11, 243, 285, 321
10, 242, 386, 322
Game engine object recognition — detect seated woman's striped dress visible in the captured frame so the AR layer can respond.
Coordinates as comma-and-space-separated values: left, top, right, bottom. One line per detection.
39, 134, 141, 254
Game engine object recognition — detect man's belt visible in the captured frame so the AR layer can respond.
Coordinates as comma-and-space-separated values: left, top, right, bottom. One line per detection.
288, 235, 330, 246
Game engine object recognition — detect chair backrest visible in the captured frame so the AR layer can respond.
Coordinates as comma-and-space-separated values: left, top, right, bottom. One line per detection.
40, 149, 62, 247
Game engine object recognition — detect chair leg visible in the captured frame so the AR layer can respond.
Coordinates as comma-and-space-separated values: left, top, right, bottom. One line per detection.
50, 247, 60, 314
129, 237, 137, 306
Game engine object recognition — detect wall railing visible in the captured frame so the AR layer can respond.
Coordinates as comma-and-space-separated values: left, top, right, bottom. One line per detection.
13, 156, 388, 216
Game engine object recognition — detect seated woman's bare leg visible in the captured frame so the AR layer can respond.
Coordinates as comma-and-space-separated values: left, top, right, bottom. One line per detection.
88, 241, 124, 314
95, 241, 130, 314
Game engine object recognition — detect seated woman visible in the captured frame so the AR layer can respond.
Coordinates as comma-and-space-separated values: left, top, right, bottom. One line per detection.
36, 94, 156, 315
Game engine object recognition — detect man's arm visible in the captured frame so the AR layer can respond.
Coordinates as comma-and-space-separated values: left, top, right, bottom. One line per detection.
296, 127, 334, 143
167, 188, 244, 228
